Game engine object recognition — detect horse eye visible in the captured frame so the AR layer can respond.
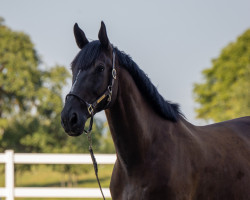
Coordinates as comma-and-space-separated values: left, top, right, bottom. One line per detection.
96, 65, 105, 73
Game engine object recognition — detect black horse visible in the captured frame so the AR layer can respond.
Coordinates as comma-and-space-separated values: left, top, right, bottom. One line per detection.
61, 22, 250, 200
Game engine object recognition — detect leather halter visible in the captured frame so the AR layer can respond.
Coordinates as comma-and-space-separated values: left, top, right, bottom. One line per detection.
65, 50, 116, 133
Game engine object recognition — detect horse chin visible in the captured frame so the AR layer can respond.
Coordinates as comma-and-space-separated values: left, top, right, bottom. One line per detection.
67, 130, 83, 137
67, 121, 87, 137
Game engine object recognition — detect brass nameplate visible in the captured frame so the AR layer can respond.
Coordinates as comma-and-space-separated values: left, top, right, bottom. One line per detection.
97, 94, 106, 104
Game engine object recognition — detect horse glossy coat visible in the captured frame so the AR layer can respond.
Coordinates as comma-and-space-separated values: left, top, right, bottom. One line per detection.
61, 22, 250, 200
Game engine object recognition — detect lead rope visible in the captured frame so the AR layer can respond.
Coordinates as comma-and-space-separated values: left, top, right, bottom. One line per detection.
85, 115, 106, 200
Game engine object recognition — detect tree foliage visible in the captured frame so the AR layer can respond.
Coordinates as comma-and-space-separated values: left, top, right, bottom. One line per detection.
193, 29, 250, 122
0, 19, 69, 152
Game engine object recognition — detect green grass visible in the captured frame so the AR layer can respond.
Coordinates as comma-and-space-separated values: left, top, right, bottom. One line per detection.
0, 164, 113, 200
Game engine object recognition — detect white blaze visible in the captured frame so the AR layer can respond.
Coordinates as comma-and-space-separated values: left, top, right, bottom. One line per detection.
70, 70, 81, 92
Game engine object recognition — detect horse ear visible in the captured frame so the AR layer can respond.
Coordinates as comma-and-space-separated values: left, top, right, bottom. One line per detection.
73, 23, 89, 49
98, 21, 110, 48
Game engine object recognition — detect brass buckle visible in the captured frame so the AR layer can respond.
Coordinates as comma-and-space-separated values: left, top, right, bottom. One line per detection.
112, 69, 117, 79
107, 94, 112, 102
88, 105, 93, 115
108, 86, 112, 94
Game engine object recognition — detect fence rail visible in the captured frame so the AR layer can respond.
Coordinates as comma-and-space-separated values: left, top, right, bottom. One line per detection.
0, 150, 116, 200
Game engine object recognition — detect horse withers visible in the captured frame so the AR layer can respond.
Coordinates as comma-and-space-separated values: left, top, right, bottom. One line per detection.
61, 22, 250, 200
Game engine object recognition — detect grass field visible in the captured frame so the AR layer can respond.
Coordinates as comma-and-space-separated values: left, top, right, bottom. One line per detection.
0, 164, 113, 200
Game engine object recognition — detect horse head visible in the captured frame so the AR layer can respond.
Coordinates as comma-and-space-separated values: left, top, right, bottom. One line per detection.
61, 22, 118, 136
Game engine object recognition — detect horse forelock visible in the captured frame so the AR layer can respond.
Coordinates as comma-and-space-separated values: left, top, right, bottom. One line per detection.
71, 40, 101, 71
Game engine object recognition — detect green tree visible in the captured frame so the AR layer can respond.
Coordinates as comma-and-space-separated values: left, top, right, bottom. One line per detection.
0, 18, 41, 141
0, 19, 69, 153
193, 29, 250, 122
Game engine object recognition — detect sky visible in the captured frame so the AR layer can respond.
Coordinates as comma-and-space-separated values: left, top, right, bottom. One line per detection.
1, 0, 250, 125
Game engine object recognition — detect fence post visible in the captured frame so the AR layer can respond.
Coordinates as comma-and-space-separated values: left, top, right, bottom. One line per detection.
5, 150, 14, 200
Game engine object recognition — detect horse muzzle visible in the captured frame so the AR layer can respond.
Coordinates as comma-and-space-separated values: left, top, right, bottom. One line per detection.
61, 104, 88, 136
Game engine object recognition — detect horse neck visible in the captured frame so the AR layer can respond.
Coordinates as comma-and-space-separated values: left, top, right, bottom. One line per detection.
105, 67, 178, 170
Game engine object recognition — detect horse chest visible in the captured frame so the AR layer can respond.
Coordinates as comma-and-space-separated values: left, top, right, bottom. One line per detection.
110, 170, 148, 200
122, 183, 147, 200
110, 163, 172, 200
113, 179, 173, 200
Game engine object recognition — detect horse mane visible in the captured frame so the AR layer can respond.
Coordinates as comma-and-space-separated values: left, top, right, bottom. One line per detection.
71, 41, 182, 122
114, 47, 181, 122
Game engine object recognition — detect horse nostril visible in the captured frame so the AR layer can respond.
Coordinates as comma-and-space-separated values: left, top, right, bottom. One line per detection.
69, 113, 78, 126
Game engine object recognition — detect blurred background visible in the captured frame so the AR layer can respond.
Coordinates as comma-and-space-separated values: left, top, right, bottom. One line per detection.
0, 0, 250, 199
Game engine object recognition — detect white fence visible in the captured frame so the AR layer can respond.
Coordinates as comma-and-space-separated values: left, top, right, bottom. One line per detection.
0, 150, 116, 199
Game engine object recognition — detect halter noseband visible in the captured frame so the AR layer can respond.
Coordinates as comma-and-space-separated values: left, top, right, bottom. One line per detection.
65, 50, 116, 133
